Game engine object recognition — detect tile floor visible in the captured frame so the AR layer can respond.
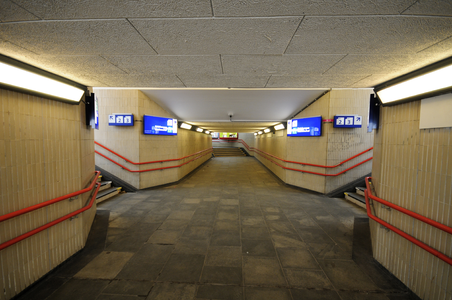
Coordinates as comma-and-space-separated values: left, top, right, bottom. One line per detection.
16, 157, 418, 300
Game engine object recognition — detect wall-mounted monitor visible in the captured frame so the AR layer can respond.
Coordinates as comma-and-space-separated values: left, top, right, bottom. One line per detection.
287, 116, 322, 137
219, 132, 238, 139
143, 115, 178, 136
211, 132, 219, 139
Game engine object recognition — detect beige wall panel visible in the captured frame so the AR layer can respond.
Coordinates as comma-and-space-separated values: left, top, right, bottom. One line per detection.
370, 100, 452, 300
0, 89, 95, 300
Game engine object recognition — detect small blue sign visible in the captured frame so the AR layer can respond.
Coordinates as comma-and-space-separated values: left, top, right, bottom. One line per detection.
109, 114, 134, 126
333, 115, 362, 128
287, 116, 322, 137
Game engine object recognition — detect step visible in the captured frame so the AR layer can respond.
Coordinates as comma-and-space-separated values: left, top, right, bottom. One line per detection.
97, 175, 102, 182
344, 192, 366, 209
356, 187, 366, 196
99, 181, 112, 191
96, 187, 121, 204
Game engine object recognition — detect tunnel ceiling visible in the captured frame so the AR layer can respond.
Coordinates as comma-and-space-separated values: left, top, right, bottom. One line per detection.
1, 0, 452, 132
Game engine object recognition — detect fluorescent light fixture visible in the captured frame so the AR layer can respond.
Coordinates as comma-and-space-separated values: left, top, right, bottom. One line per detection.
274, 124, 285, 130
0, 57, 85, 103
205, 130, 210, 134
264, 128, 271, 133
196, 128, 203, 132
254, 133, 257, 136
180, 123, 192, 130
258, 131, 263, 135
374, 56, 452, 106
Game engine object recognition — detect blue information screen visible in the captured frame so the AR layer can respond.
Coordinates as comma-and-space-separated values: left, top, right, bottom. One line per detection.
108, 114, 134, 126
143, 115, 178, 136
287, 116, 322, 137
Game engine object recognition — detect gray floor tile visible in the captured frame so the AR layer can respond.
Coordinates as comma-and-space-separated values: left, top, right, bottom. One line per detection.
45, 279, 109, 300
245, 287, 292, 300
205, 246, 242, 267
339, 291, 391, 300
291, 289, 341, 300
146, 282, 196, 300
284, 268, 333, 289
97, 295, 146, 300
174, 238, 209, 254
242, 239, 276, 257
319, 260, 379, 291
115, 262, 163, 281
214, 220, 240, 231
243, 256, 287, 286
167, 210, 195, 220
147, 229, 183, 245
241, 216, 266, 226
267, 221, 298, 235
102, 280, 153, 296
75, 251, 134, 279
276, 247, 320, 269
158, 219, 189, 230
182, 226, 213, 240
200, 266, 242, 284
241, 226, 271, 240
271, 233, 306, 248
210, 230, 241, 246
196, 285, 243, 300
158, 253, 205, 283
240, 208, 263, 216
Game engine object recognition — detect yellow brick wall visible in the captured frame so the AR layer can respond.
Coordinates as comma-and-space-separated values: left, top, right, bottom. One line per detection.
370, 100, 452, 300
0, 88, 95, 300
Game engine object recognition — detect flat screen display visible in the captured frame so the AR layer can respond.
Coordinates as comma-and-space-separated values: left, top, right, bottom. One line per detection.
287, 116, 322, 137
143, 115, 177, 136
219, 132, 238, 139
211, 132, 219, 139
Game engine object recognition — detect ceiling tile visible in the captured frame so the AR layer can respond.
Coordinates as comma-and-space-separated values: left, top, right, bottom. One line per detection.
0, 20, 156, 55
417, 36, 452, 56
103, 55, 222, 75
402, 0, 452, 16
190, 121, 278, 133
93, 74, 185, 87
12, 0, 213, 19
266, 74, 369, 88
177, 75, 270, 88
0, 0, 40, 22
130, 17, 302, 55
286, 16, 452, 54
212, 0, 415, 17
222, 54, 345, 75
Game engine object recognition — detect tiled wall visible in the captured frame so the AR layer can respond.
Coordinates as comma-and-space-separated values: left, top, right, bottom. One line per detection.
94, 89, 211, 190
370, 100, 452, 300
0, 88, 95, 300
254, 89, 373, 194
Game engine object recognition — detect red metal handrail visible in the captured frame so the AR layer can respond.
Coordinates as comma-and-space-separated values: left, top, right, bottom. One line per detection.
0, 181, 101, 251
0, 171, 101, 223
256, 150, 372, 176
95, 149, 212, 173
212, 139, 373, 169
95, 141, 211, 165
364, 177, 452, 265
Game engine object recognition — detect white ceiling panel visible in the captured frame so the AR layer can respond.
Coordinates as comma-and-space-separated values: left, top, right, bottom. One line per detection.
402, 0, 452, 16
0, 0, 39, 22
94, 74, 184, 88
0, 20, 156, 55
12, 0, 213, 19
266, 75, 370, 88
286, 16, 452, 54
103, 55, 222, 75
212, 0, 415, 17
129, 17, 302, 55
177, 75, 271, 88
222, 54, 345, 76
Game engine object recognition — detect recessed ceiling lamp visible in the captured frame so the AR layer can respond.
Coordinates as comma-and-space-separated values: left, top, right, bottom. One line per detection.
205, 130, 210, 134
264, 128, 271, 133
196, 128, 203, 132
374, 56, 452, 106
274, 124, 285, 130
254, 133, 257, 136
0, 55, 86, 104
258, 131, 263, 135
180, 123, 192, 130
